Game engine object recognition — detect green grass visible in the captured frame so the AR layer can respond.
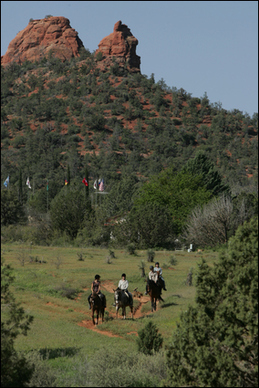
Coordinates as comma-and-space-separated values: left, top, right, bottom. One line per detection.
2, 243, 219, 382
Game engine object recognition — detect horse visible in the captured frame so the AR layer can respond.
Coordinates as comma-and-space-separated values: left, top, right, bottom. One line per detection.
90, 291, 104, 325
147, 278, 164, 312
113, 289, 134, 319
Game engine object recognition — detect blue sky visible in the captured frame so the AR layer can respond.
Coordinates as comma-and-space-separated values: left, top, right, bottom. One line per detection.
1, 1, 258, 117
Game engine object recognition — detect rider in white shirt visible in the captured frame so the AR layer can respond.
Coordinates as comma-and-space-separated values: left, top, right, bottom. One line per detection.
118, 273, 129, 297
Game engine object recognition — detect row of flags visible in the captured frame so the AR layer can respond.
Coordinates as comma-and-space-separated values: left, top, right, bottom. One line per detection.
3, 176, 32, 189
3, 175, 105, 191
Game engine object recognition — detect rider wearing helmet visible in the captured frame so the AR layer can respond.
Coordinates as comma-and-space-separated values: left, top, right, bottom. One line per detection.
154, 262, 167, 291
88, 274, 106, 309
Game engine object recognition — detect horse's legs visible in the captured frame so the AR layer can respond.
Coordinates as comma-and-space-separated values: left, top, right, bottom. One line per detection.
123, 307, 126, 319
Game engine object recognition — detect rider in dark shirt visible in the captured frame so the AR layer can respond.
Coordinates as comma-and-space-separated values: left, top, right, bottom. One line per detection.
88, 274, 106, 309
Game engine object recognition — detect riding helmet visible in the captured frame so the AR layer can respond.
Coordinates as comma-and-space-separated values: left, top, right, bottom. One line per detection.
95, 274, 100, 280
121, 273, 126, 277
155, 262, 159, 265
150, 265, 154, 270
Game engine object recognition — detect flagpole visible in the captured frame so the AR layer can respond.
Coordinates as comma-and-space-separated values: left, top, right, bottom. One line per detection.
47, 179, 49, 213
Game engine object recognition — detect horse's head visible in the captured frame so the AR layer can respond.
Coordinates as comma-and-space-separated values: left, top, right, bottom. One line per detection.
113, 288, 121, 304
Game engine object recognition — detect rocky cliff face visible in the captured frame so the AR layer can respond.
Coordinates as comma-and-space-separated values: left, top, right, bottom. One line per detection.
1, 16, 84, 65
95, 21, 141, 73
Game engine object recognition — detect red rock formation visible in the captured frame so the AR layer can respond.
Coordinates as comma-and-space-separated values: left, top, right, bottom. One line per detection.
95, 21, 140, 73
1, 16, 84, 65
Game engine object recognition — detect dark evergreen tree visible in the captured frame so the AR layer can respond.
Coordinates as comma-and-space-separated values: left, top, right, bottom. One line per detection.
137, 321, 163, 355
1, 260, 34, 387
1, 188, 26, 226
182, 151, 229, 196
50, 185, 88, 238
166, 217, 258, 387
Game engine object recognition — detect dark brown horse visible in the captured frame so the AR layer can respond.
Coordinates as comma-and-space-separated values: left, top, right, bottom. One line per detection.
113, 289, 134, 319
90, 292, 104, 325
147, 278, 164, 312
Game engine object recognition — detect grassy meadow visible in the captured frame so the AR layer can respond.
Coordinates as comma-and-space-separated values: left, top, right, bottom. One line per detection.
2, 243, 219, 382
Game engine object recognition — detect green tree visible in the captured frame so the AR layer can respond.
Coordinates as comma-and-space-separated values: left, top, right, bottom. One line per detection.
50, 185, 87, 238
1, 188, 26, 226
165, 217, 258, 387
121, 202, 175, 249
137, 321, 163, 355
102, 174, 139, 216
1, 260, 34, 387
134, 166, 211, 234
182, 151, 229, 196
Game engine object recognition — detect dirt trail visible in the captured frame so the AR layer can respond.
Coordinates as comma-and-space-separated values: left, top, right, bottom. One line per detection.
46, 281, 156, 338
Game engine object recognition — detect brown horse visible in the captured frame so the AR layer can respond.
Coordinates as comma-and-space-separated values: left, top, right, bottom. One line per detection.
147, 278, 164, 312
113, 289, 134, 319
90, 292, 104, 325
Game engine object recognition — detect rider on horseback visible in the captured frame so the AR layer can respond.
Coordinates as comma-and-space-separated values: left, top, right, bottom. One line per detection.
113, 273, 133, 306
118, 273, 129, 297
154, 262, 167, 291
88, 274, 106, 309
145, 265, 158, 295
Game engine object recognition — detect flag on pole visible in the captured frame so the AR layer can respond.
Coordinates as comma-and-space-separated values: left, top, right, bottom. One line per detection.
26, 177, 32, 189
65, 179, 68, 185
93, 180, 97, 189
82, 177, 88, 186
99, 179, 104, 192
3, 176, 9, 188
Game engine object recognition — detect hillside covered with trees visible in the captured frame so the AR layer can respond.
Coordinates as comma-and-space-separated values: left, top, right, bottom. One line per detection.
1, 45, 258, 248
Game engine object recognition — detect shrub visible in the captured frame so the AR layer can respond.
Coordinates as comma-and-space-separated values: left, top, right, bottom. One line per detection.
126, 243, 136, 255
137, 321, 163, 355
86, 346, 167, 387
147, 249, 155, 262
95, 52, 103, 61
169, 256, 178, 266
24, 350, 57, 387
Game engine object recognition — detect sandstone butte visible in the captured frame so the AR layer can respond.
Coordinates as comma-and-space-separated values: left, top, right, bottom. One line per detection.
95, 20, 141, 73
1, 18, 141, 73
1, 16, 84, 65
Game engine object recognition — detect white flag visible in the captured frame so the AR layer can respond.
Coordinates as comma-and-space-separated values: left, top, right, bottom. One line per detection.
99, 179, 104, 192
26, 177, 31, 189
93, 180, 97, 189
